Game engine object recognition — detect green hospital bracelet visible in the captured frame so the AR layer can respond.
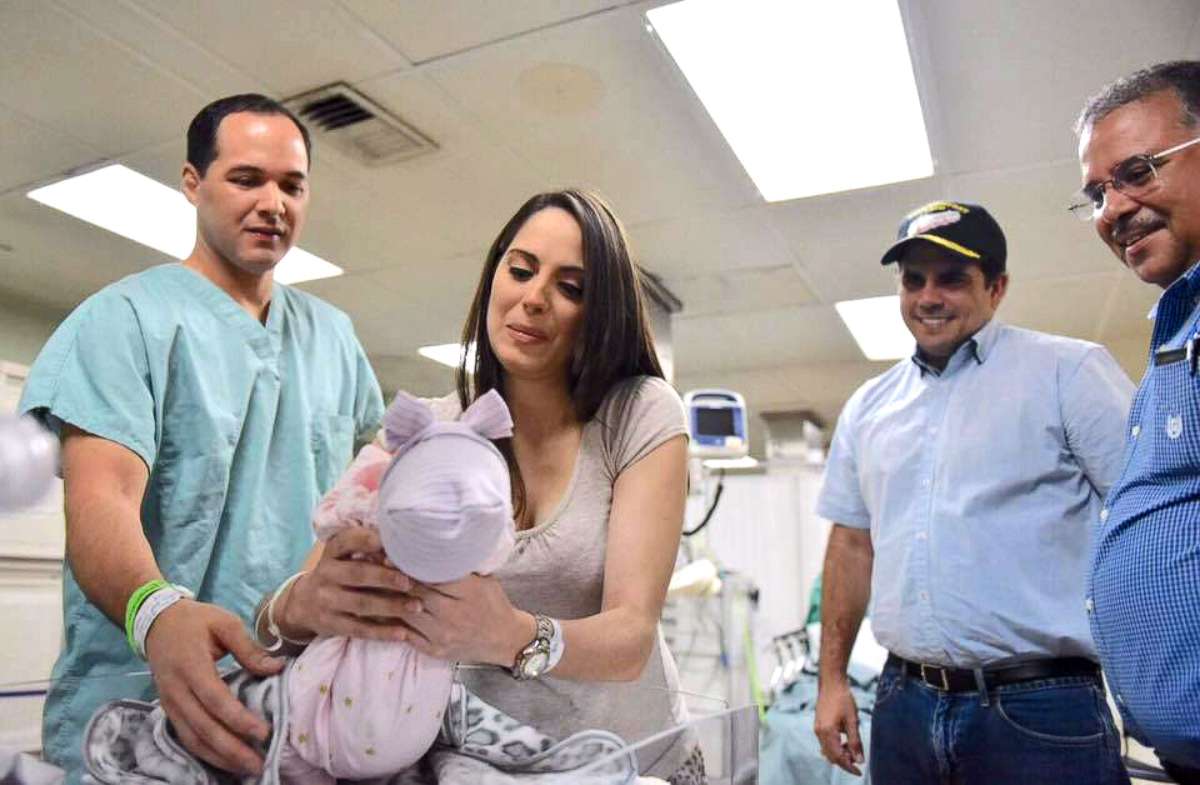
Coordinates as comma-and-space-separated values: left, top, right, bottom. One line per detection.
124, 579, 169, 656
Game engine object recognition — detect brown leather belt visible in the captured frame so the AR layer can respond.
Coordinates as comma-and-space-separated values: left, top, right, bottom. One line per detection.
889, 653, 1100, 693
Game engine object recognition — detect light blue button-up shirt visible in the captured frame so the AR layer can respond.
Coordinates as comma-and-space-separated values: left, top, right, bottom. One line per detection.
817, 319, 1134, 667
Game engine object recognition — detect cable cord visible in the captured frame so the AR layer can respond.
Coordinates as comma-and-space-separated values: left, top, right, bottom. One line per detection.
683, 470, 725, 537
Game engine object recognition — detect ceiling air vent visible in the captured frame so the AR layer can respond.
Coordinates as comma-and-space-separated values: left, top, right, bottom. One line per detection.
282, 83, 437, 167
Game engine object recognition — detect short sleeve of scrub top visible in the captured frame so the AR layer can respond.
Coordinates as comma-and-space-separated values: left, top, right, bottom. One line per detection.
21, 288, 157, 468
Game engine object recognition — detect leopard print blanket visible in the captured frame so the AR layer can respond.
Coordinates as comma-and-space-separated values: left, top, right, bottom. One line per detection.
81, 664, 639, 785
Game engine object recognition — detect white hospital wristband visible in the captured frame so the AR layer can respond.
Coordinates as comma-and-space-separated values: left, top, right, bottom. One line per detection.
545, 618, 564, 673
133, 584, 194, 660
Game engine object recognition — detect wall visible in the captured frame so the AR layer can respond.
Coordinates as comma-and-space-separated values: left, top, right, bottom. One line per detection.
0, 364, 64, 752
0, 292, 66, 366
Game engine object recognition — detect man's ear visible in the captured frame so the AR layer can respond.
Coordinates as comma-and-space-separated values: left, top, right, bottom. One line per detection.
181, 163, 201, 207
989, 272, 1010, 305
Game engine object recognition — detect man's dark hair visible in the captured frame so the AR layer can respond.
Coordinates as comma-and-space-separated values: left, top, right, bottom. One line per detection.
1076, 60, 1200, 136
977, 256, 1005, 287
186, 93, 311, 176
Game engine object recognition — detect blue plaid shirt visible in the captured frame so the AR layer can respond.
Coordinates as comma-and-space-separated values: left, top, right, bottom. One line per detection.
1090, 262, 1200, 769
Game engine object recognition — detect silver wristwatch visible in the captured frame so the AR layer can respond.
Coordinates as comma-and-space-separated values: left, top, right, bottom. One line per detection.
512, 614, 554, 680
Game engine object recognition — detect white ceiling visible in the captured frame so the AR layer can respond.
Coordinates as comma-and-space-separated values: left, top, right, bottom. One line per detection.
1, 0, 1197, 446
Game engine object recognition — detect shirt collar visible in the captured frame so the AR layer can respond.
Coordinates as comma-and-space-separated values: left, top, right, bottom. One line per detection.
1149, 259, 1200, 318
910, 318, 996, 377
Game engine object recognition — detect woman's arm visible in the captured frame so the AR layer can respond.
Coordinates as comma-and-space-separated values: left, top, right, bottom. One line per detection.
399, 434, 689, 681
552, 433, 688, 680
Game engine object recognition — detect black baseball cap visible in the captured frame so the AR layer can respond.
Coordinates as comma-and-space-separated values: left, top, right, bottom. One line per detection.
879, 200, 1007, 271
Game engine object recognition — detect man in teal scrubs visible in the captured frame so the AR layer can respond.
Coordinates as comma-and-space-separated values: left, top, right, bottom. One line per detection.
20, 94, 385, 780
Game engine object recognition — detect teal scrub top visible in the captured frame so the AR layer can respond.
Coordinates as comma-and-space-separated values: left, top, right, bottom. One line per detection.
19, 263, 384, 779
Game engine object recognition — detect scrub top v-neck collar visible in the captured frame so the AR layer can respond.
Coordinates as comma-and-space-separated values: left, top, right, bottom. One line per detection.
168, 262, 283, 362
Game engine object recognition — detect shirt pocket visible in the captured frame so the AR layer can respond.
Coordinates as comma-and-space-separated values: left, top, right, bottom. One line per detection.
311, 413, 356, 493
1150, 362, 1200, 477
146, 410, 239, 581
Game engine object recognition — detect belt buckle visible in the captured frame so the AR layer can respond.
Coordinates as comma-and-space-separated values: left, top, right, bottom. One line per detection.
920, 663, 950, 691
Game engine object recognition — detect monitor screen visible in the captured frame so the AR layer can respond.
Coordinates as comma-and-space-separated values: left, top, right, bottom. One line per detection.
696, 407, 736, 437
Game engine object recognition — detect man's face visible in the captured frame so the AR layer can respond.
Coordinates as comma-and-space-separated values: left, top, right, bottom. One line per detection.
898, 244, 1007, 365
1079, 90, 1200, 288
183, 112, 309, 277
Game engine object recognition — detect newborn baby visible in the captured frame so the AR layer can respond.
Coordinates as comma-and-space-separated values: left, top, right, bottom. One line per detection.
280, 389, 515, 783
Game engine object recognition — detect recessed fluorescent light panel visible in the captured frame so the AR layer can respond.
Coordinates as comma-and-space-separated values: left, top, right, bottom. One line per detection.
418, 342, 477, 370
647, 0, 933, 202
26, 164, 342, 285
835, 295, 914, 361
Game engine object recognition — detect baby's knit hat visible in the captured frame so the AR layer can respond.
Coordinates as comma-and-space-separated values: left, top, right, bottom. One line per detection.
375, 390, 515, 583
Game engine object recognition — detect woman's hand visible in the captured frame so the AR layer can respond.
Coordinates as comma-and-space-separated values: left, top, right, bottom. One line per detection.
399, 573, 534, 666
276, 527, 415, 642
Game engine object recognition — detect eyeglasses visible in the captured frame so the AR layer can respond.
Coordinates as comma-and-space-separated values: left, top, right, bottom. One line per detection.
1069, 135, 1200, 221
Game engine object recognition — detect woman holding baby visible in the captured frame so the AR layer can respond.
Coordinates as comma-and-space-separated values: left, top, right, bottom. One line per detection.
267, 189, 697, 783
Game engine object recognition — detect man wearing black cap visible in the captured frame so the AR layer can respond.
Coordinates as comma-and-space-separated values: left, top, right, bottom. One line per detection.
812, 201, 1134, 784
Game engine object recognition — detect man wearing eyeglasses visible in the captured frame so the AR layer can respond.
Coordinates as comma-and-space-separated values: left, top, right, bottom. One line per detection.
1077, 60, 1200, 783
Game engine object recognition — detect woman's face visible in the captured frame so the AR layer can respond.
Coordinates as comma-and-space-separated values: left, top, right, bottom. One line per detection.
486, 207, 587, 384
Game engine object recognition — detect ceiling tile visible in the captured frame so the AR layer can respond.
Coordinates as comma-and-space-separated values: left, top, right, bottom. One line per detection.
766, 177, 946, 303
341, 0, 617, 63
53, 0, 261, 98
0, 3, 206, 154
674, 304, 862, 375
666, 264, 817, 318
912, 0, 1197, 173
0, 191, 166, 311
421, 6, 759, 225
126, 0, 410, 96
0, 104, 101, 194
630, 205, 801, 281
945, 160, 1118, 281
299, 252, 483, 355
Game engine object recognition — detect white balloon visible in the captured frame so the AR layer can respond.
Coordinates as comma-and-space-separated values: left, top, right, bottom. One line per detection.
0, 415, 59, 512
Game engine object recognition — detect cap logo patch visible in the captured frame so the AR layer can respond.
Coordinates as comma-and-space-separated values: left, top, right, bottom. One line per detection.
907, 210, 961, 238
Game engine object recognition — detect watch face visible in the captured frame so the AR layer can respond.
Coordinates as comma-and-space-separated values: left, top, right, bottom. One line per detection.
522, 651, 549, 678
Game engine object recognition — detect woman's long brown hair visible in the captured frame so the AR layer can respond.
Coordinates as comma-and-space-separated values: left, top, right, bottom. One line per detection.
456, 189, 664, 525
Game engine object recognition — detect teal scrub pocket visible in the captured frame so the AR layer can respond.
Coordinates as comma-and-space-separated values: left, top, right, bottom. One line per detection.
312, 414, 356, 491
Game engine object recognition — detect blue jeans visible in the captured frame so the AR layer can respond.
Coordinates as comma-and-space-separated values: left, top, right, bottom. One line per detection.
869, 659, 1129, 785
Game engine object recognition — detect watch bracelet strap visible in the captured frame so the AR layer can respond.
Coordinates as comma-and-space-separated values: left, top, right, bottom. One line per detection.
545, 617, 564, 673
513, 613, 554, 679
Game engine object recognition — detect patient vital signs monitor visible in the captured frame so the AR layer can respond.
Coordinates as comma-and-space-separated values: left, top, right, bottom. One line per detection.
683, 389, 749, 459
